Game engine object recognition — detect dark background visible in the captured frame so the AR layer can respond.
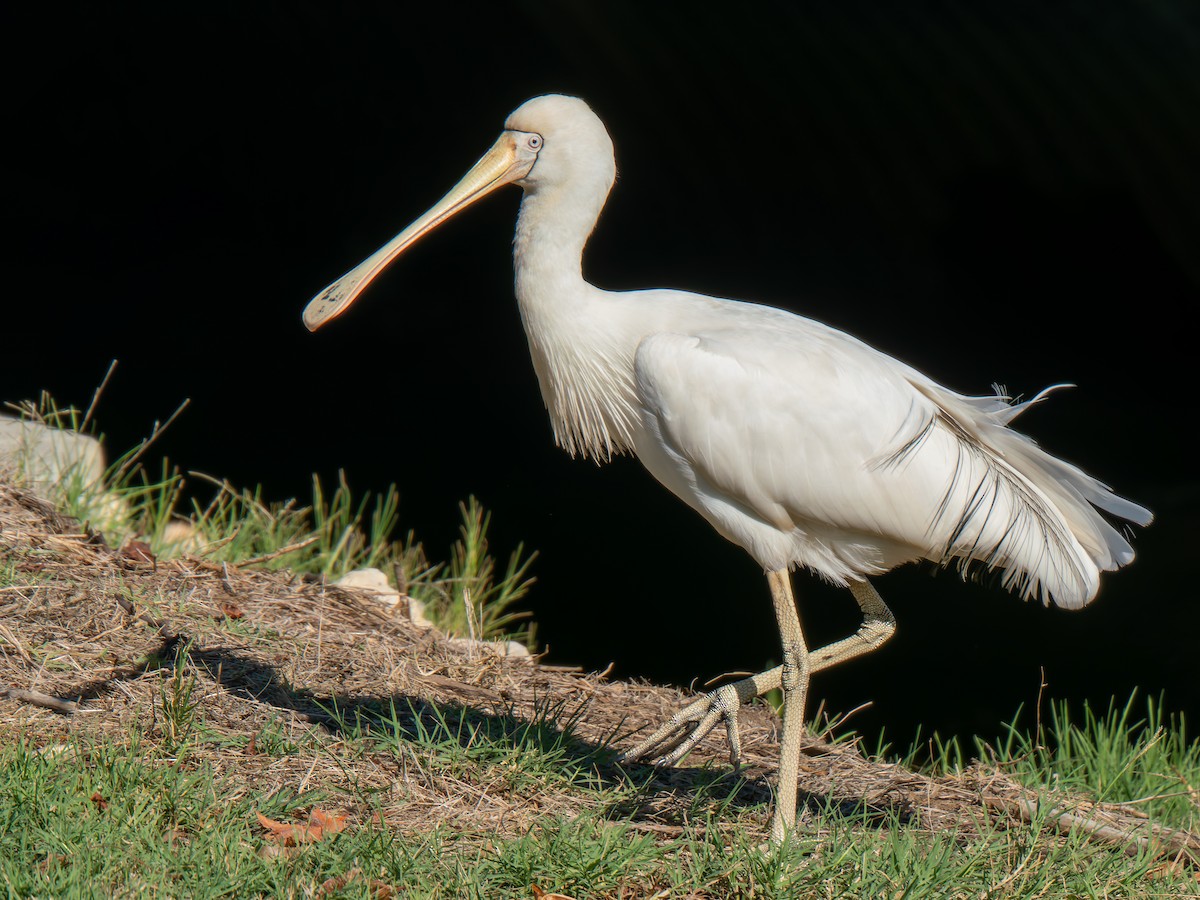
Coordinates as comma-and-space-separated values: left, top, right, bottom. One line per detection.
5, 2, 1196, 748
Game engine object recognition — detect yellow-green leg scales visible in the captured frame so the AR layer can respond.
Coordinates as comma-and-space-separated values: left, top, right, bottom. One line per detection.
621, 576, 896, 840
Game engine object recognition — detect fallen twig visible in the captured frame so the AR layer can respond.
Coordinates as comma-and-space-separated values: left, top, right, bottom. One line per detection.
235, 535, 321, 568
985, 793, 1200, 867
419, 673, 503, 705
0, 685, 78, 714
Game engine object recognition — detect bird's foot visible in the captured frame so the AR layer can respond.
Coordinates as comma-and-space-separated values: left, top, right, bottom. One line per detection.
620, 681, 750, 768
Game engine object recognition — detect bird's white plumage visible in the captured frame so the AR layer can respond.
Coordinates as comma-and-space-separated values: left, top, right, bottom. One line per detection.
304, 92, 1151, 841
497, 94, 1149, 611
516, 271, 1146, 609
631, 304, 1097, 606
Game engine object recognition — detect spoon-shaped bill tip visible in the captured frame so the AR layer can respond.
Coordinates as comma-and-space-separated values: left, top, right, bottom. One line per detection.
302, 131, 538, 331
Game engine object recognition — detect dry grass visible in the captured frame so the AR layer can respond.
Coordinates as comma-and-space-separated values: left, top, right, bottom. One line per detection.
3, 474, 1199, 887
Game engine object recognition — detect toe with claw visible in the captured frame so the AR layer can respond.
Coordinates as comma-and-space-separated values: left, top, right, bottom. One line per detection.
621, 670, 781, 768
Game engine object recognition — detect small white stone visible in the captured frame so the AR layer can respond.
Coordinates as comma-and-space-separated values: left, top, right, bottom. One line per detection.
336, 567, 400, 607
0, 414, 106, 497
502, 640, 531, 658
445, 636, 531, 658
335, 567, 434, 628
406, 595, 435, 629
0, 414, 130, 532
159, 519, 203, 553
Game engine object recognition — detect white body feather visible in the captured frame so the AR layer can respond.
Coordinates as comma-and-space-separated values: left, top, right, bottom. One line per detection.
508, 95, 1149, 610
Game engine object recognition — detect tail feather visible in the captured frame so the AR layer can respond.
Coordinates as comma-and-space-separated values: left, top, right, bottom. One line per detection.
914, 382, 1150, 610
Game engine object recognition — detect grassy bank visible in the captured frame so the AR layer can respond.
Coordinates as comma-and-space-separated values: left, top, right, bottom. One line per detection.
1, 400, 1198, 897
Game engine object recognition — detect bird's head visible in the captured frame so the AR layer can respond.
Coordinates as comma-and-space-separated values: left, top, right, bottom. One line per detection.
303, 94, 613, 332
505, 94, 615, 193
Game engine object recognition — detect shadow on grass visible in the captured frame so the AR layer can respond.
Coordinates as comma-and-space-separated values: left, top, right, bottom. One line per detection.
58, 639, 913, 830
199, 644, 772, 826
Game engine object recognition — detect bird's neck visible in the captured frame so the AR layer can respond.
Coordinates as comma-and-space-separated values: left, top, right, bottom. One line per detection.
512, 178, 604, 296
512, 182, 641, 462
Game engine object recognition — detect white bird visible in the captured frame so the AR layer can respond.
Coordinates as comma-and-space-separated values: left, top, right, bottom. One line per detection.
304, 94, 1151, 843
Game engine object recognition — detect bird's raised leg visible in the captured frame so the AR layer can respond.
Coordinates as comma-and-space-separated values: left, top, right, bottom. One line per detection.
810, 579, 896, 672
620, 579, 896, 771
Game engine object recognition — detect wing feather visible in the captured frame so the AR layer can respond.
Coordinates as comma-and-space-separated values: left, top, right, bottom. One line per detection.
633, 323, 1148, 609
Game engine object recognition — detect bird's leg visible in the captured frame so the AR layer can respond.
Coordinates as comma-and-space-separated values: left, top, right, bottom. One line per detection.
811, 580, 896, 670
767, 568, 809, 843
620, 579, 895, 769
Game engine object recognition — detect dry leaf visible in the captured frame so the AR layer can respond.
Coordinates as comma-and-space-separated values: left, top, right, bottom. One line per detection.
120, 540, 155, 565
316, 868, 362, 897
257, 808, 348, 845
90, 791, 109, 812
308, 808, 348, 835
218, 601, 244, 620
318, 867, 362, 896
257, 811, 321, 845
38, 854, 68, 872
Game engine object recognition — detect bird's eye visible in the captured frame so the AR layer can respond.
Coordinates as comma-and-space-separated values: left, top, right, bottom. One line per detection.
527, 134, 543, 150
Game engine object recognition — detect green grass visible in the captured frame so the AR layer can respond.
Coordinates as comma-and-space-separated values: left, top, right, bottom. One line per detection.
5, 387, 1198, 897
0, 734, 358, 897
335, 694, 615, 797
996, 693, 1200, 826
0, 556, 30, 589
420, 497, 537, 647
2, 695, 1198, 897
4, 390, 535, 647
